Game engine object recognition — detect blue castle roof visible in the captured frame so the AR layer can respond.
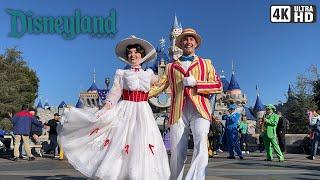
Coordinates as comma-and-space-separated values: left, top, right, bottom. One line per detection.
220, 73, 229, 92
58, 101, 67, 108
244, 107, 257, 121
36, 100, 43, 109
172, 15, 182, 29
150, 47, 170, 72
44, 102, 50, 107
156, 48, 169, 63
87, 82, 99, 92
253, 94, 265, 112
75, 98, 84, 108
227, 73, 241, 91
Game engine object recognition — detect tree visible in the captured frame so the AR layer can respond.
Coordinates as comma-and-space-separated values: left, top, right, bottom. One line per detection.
313, 79, 320, 109
0, 47, 39, 118
277, 66, 318, 133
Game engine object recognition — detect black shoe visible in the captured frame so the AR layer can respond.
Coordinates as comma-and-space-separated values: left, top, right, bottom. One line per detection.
227, 156, 236, 159
306, 156, 315, 160
264, 159, 272, 161
239, 156, 244, 160
12, 157, 18, 162
28, 157, 35, 161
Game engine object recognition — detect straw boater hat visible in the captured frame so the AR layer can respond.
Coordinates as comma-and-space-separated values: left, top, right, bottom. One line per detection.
175, 28, 202, 49
115, 35, 156, 65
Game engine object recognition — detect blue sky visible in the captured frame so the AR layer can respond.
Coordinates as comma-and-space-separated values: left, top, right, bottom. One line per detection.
0, 0, 319, 107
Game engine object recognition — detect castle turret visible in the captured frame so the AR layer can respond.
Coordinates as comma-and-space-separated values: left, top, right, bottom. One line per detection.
220, 70, 229, 92
80, 69, 100, 108
36, 100, 44, 109
227, 72, 241, 94
75, 98, 84, 108
225, 72, 247, 106
169, 14, 183, 60
253, 93, 265, 119
152, 37, 169, 75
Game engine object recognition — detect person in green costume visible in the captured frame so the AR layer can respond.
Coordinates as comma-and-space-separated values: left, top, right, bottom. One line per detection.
261, 104, 284, 162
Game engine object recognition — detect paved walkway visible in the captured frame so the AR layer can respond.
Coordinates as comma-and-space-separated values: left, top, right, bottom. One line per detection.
0, 152, 319, 179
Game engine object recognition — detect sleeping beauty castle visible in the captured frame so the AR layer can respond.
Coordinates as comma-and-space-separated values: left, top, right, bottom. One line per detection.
36, 15, 274, 134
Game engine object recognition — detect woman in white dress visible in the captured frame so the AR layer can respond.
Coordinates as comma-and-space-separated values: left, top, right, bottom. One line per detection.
59, 35, 170, 180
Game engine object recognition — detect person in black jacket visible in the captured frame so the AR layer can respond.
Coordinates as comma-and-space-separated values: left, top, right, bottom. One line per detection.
29, 108, 43, 144
209, 116, 224, 156
44, 113, 60, 157
276, 112, 289, 152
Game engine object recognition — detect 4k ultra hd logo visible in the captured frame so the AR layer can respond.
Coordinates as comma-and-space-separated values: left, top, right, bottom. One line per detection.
270, 5, 316, 23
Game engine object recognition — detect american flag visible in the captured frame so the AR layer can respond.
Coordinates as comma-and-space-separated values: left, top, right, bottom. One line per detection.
98, 89, 109, 102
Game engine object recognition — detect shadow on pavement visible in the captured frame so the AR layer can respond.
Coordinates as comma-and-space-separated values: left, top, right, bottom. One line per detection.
26, 175, 87, 180
233, 160, 320, 172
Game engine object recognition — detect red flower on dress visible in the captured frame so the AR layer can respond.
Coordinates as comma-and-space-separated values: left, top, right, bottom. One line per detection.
104, 138, 110, 148
89, 128, 100, 136
149, 144, 155, 155
124, 145, 129, 154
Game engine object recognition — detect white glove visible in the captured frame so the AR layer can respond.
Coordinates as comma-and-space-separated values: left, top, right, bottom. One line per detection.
183, 76, 197, 87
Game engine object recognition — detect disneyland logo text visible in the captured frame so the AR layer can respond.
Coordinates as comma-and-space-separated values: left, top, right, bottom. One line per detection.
6, 9, 117, 40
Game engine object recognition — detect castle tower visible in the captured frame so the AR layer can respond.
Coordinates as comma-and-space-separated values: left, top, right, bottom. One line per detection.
213, 62, 248, 119
169, 15, 183, 60
253, 90, 265, 119
80, 69, 100, 108
75, 98, 84, 108
224, 61, 247, 107
36, 100, 44, 109
157, 37, 169, 76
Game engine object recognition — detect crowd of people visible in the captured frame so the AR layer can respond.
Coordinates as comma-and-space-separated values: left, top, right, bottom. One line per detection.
1, 27, 320, 180
208, 104, 290, 162
0, 104, 63, 161
207, 105, 320, 162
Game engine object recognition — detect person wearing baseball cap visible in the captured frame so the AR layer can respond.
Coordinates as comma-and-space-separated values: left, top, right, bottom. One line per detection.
44, 113, 61, 158
223, 104, 243, 160
262, 104, 284, 162
149, 28, 222, 180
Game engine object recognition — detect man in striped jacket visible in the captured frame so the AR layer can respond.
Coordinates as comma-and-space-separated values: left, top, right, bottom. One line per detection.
149, 28, 222, 180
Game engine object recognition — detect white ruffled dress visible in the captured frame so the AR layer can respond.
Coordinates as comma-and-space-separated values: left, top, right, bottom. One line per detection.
59, 69, 170, 180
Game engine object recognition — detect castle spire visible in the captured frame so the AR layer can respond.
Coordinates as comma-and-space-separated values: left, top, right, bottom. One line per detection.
93, 68, 96, 83
220, 70, 229, 92
159, 37, 166, 50
231, 59, 235, 74
253, 94, 265, 112
228, 60, 240, 91
228, 73, 241, 91
173, 14, 179, 29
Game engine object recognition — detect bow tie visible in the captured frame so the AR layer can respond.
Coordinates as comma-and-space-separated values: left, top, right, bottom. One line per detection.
131, 67, 141, 72
180, 55, 195, 62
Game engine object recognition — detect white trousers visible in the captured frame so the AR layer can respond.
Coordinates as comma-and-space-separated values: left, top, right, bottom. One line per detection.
170, 99, 210, 180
